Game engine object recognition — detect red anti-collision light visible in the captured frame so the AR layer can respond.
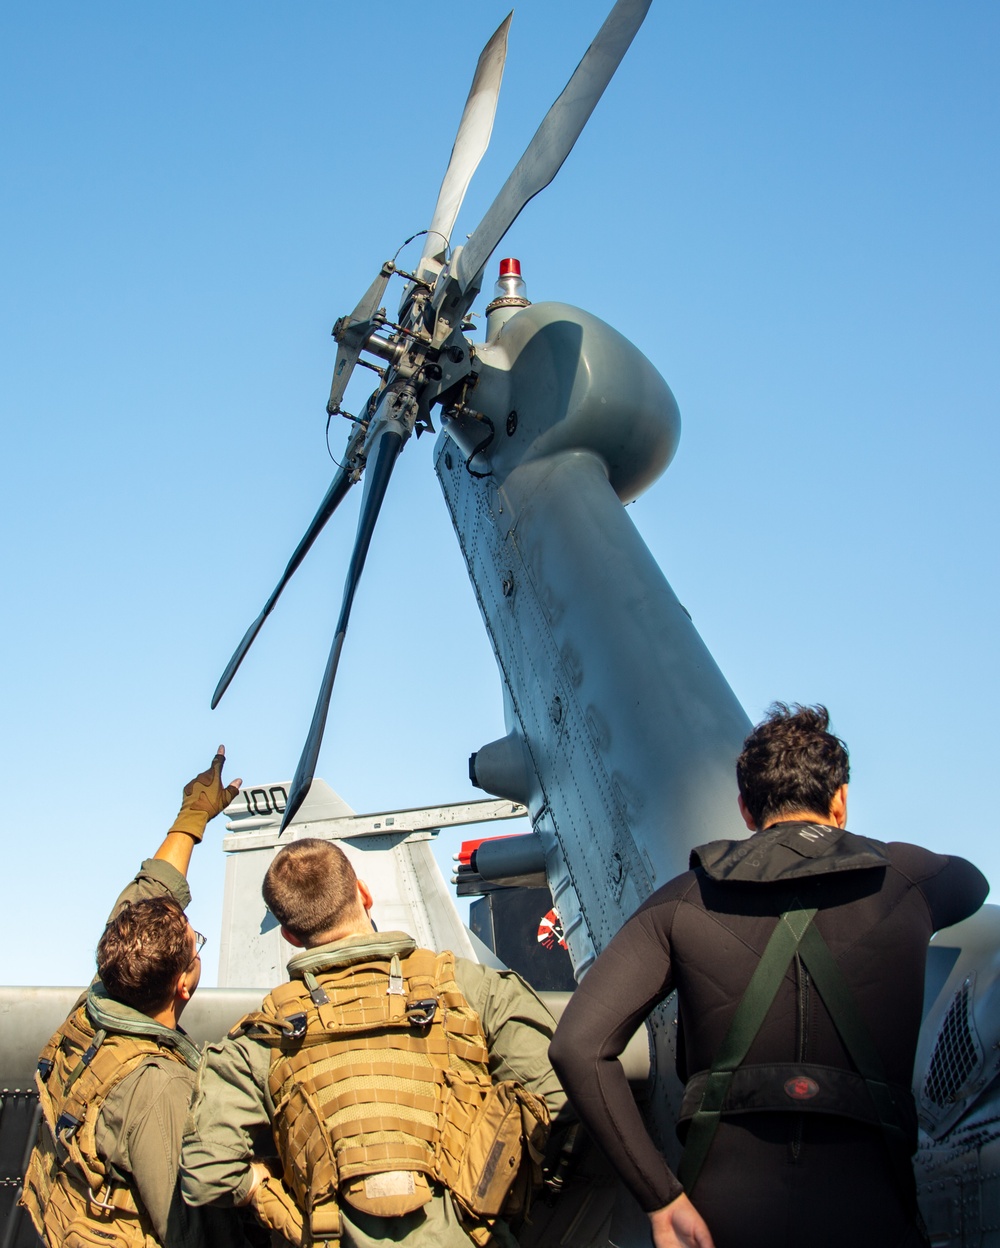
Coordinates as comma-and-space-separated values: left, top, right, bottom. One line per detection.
457, 834, 518, 866
499, 257, 521, 277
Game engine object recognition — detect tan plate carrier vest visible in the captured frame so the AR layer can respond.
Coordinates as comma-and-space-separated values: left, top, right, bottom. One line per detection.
233, 945, 549, 1248
20, 1004, 188, 1248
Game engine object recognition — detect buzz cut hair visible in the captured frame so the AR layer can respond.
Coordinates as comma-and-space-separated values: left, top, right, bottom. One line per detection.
263, 838, 361, 943
97, 898, 192, 1015
736, 703, 850, 830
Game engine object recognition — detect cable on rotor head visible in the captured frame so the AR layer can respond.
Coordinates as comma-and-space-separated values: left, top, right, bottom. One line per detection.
325, 411, 345, 467
465, 414, 495, 479
393, 229, 450, 266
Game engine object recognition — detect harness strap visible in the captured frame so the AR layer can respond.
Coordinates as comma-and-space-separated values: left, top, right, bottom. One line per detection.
679, 905, 915, 1202
678, 906, 816, 1192
679, 1062, 915, 1130
795, 922, 917, 1200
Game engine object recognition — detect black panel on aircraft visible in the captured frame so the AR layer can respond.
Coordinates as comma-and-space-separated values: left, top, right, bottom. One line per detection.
470, 888, 576, 991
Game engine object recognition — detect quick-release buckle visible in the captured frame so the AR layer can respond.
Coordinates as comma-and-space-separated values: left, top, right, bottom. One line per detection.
282, 1013, 308, 1040
37, 1058, 54, 1081
55, 1111, 82, 1141
406, 999, 438, 1027
88, 1183, 118, 1213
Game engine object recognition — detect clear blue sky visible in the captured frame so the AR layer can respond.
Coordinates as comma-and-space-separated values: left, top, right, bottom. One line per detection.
2, 1, 997, 986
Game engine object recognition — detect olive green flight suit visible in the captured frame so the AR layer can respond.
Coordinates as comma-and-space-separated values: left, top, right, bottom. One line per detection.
25, 857, 244, 1248
180, 932, 566, 1248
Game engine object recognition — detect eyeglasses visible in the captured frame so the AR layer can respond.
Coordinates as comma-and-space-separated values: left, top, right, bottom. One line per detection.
187, 931, 207, 969
186, 931, 207, 972
189, 933, 208, 968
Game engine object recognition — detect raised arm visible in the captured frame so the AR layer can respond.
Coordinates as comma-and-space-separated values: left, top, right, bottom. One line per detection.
106, 746, 241, 920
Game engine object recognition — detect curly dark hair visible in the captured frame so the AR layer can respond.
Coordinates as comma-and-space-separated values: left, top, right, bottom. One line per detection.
736, 703, 850, 830
97, 898, 193, 1015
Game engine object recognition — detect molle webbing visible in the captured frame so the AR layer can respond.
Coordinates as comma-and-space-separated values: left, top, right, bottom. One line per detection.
21, 1005, 186, 1248
234, 947, 544, 1230
256, 949, 490, 1188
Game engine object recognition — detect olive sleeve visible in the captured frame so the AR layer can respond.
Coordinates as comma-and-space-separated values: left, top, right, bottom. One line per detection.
180, 1034, 273, 1208
549, 895, 683, 1212
454, 960, 566, 1119
107, 857, 193, 921
97, 1059, 198, 1246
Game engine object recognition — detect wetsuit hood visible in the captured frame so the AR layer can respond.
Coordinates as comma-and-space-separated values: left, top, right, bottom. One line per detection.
690, 821, 890, 883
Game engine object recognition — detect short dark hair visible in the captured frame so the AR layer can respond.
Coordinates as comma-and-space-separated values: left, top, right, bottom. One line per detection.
263, 838, 361, 943
737, 703, 850, 830
97, 898, 192, 1015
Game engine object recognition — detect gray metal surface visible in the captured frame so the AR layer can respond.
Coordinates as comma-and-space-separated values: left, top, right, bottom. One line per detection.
472, 833, 547, 887
217, 779, 526, 988
0, 987, 270, 1088
432, 0, 653, 343
435, 297, 749, 1181
437, 300, 751, 967
417, 13, 511, 281
915, 905, 1000, 1246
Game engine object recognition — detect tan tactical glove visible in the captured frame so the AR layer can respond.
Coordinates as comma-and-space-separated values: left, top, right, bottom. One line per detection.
252, 1167, 310, 1245
168, 746, 241, 841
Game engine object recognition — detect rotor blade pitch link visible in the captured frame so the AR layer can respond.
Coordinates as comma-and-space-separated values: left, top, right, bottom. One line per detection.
416, 12, 512, 283
431, 0, 652, 345
280, 404, 414, 832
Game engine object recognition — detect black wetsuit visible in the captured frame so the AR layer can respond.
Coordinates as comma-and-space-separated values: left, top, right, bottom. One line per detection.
550, 823, 988, 1248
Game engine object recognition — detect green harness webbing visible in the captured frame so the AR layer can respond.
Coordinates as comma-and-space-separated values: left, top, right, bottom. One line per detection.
678, 904, 913, 1196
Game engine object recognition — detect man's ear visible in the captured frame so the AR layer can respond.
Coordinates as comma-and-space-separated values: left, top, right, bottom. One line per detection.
357, 879, 374, 913
829, 784, 849, 828
737, 794, 758, 832
280, 925, 305, 948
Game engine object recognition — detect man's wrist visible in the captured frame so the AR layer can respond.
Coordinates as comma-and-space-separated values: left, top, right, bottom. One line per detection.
235, 1161, 271, 1207
233, 1166, 259, 1207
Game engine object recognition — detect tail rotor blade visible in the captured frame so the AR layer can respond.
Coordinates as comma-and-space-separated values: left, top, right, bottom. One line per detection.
280, 425, 406, 831
416, 13, 512, 281
211, 460, 357, 709
433, 0, 651, 340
